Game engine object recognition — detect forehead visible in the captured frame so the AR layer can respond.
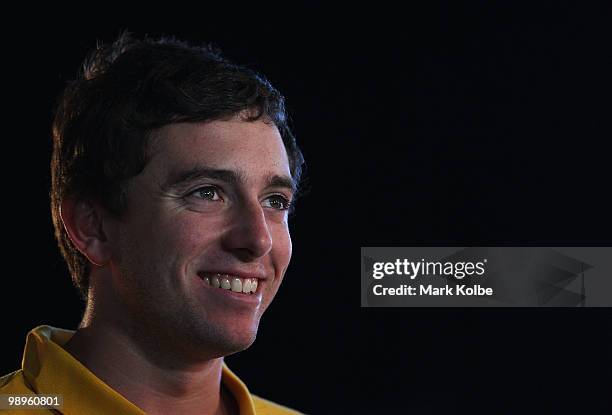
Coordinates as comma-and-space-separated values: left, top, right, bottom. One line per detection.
147, 119, 291, 179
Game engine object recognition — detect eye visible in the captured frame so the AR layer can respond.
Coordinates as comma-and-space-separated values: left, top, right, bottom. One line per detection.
262, 194, 292, 211
190, 186, 222, 201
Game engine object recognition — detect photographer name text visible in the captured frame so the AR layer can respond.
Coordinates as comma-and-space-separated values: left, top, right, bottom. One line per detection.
372, 284, 493, 296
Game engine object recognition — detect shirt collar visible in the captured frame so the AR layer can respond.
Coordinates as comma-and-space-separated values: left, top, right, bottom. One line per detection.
21, 325, 256, 415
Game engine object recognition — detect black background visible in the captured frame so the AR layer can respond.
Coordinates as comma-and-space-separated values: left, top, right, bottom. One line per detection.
2, 2, 612, 414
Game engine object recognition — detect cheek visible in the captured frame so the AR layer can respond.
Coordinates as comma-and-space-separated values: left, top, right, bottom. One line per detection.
123, 212, 221, 269
272, 224, 292, 274
165, 215, 226, 260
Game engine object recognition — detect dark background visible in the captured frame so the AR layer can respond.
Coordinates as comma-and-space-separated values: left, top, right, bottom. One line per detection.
3, 2, 612, 414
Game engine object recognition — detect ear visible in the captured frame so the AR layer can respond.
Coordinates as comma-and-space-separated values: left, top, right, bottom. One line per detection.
59, 198, 114, 267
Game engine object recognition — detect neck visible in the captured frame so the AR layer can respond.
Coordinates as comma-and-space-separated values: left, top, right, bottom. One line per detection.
63, 319, 237, 415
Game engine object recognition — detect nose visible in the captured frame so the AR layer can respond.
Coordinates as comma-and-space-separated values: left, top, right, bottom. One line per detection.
222, 200, 273, 261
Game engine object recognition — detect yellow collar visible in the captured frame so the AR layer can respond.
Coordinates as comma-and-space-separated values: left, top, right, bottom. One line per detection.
21, 325, 256, 415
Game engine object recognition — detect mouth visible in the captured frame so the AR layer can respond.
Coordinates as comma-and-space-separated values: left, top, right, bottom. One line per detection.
197, 272, 260, 295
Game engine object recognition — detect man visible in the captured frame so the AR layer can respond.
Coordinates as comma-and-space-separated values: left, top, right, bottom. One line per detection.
0, 32, 305, 415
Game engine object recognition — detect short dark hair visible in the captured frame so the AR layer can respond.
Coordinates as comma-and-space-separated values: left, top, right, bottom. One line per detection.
50, 32, 305, 299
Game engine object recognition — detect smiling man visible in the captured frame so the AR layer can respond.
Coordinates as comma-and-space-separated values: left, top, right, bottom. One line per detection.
0, 33, 304, 415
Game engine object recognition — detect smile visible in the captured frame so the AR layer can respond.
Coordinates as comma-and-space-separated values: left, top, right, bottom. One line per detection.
198, 272, 259, 294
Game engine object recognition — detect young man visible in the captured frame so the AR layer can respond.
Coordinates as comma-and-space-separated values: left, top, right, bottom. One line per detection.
0, 33, 305, 415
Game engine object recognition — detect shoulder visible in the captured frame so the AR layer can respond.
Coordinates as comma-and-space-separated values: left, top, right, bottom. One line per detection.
252, 394, 306, 415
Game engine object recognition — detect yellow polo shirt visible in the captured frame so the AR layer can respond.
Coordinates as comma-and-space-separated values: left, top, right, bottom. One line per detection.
0, 326, 301, 414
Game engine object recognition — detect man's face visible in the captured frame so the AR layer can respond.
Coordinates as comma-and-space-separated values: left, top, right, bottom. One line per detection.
106, 118, 294, 359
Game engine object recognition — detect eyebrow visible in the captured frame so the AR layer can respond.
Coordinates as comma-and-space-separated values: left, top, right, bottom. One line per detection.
161, 165, 297, 194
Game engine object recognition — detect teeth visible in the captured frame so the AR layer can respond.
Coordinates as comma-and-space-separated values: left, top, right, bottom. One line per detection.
200, 273, 258, 294
231, 278, 242, 292
242, 279, 252, 293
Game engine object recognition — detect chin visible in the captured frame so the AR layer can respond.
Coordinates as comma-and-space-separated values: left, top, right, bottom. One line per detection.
222, 325, 259, 353
222, 335, 258, 357
190, 322, 259, 358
